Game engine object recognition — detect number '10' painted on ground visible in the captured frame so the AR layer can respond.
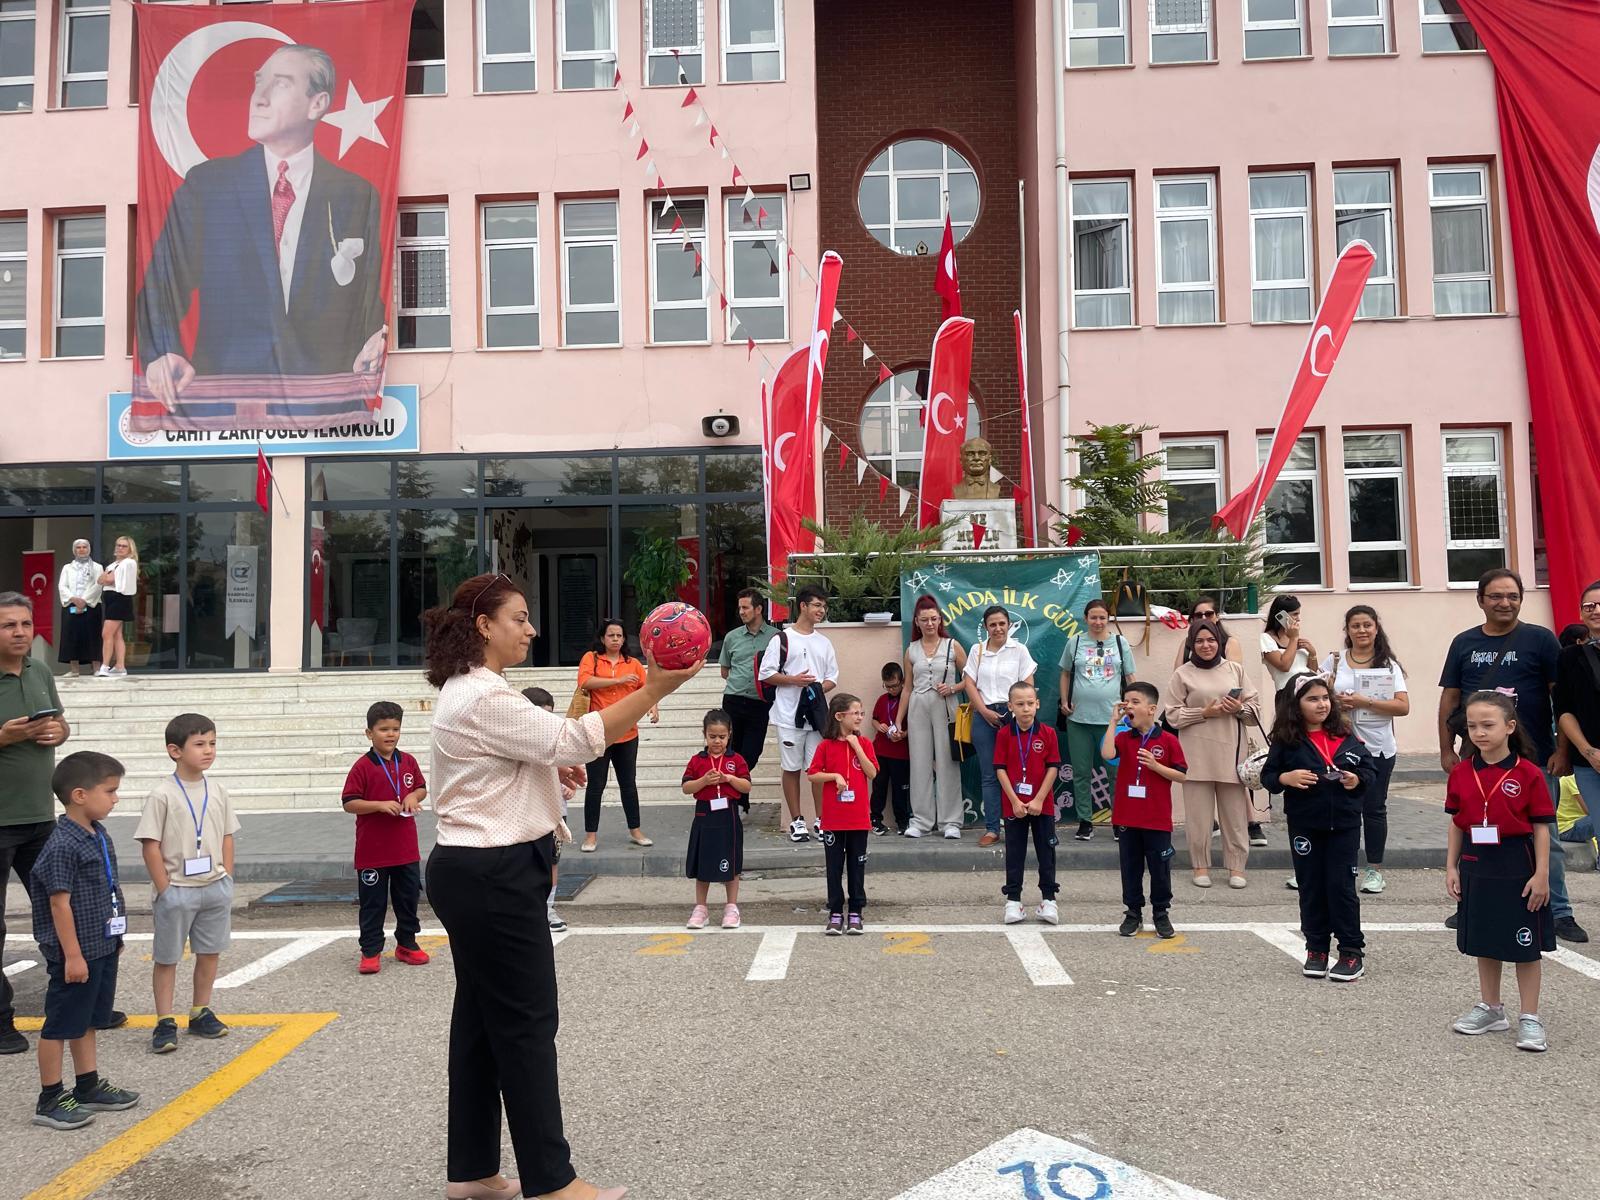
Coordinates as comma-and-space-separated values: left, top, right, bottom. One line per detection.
997, 1159, 1112, 1200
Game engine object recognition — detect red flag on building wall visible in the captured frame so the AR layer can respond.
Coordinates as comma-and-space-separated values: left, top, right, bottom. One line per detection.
256, 446, 273, 515
1213, 241, 1374, 540
763, 347, 811, 620
934, 215, 962, 319
803, 252, 844, 468
1013, 309, 1036, 546
918, 316, 976, 527
309, 525, 326, 629
22, 552, 54, 646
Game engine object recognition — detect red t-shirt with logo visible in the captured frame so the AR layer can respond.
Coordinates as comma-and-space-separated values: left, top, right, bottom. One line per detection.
341, 749, 426, 869
1445, 754, 1555, 837
681, 750, 751, 814
808, 737, 879, 832
872, 693, 910, 761
993, 721, 1062, 818
1111, 727, 1188, 831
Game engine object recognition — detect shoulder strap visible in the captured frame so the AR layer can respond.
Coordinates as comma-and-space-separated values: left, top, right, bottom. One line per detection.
1066, 634, 1080, 706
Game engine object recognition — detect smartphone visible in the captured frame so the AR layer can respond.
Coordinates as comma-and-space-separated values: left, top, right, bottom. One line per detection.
1228, 688, 1243, 699
30, 707, 61, 721
1273, 611, 1294, 631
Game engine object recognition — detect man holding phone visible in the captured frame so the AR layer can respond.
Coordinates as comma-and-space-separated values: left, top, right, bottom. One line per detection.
0, 593, 72, 1055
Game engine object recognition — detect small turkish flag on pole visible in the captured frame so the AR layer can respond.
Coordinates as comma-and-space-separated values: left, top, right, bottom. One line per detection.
934, 213, 962, 319
256, 445, 274, 516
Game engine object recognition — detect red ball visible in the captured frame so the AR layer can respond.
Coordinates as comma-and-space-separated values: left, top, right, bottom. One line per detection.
639, 602, 712, 670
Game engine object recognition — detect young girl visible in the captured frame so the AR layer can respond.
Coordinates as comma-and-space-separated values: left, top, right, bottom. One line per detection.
1261, 673, 1375, 982
807, 693, 879, 935
682, 709, 752, 931
1446, 691, 1555, 1052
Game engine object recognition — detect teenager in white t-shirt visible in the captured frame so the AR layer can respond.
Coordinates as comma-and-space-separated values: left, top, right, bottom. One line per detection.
758, 586, 839, 843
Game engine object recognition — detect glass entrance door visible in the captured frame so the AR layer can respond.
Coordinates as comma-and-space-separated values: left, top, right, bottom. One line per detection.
488, 506, 608, 668
108, 514, 180, 671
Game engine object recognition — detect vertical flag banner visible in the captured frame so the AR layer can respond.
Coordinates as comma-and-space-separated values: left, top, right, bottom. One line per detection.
22, 552, 55, 646
224, 544, 259, 639
918, 316, 977, 527
935, 214, 962, 319
764, 347, 811, 617
131, 0, 413, 432
1013, 309, 1036, 546
803, 251, 844, 503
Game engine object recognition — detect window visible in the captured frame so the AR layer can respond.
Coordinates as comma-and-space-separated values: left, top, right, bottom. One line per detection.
1068, 0, 1128, 67
1161, 437, 1225, 533
1344, 431, 1410, 585
1430, 164, 1493, 315
0, 217, 22, 358
1420, 0, 1480, 52
1071, 179, 1132, 328
649, 198, 707, 344
1334, 168, 1397, 318
1155, 175, 1217, 325
407, 0, 446, 95
1150, 0, 1211, 63
859, 139, 979, 257
860, 369, 981, 488
478, 0, 536, 92
559, 0, 616, 90
0, 0, 35, 112
724, 193, 786, 341
1530, 432, 1547, 588
1243, 0, 1303, 59
1442, 430, 1506, 584
53, 212, 103, 357
1258, 433, 1323, 586
723, 0, 781, 81
646, 0, 703, 84
59, 0, 108, 108
1249, 171, 1312, 323
481, 202, 539, 349
561, 199, 620, 346
1328, 0, 1387, 55
396, 205, 450, 350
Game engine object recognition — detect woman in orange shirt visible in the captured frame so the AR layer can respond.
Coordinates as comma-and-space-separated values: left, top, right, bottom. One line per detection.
578, 618, 659, 852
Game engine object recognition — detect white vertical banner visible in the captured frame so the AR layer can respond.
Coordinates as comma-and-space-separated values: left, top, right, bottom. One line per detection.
225, 545, 259, 640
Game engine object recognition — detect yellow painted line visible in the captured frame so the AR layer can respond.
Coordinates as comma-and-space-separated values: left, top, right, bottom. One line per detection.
416, 935, 451, 952
17, 1013, 337, 1200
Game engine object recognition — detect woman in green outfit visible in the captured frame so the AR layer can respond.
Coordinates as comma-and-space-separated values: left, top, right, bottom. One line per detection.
1057, 598, 1138, 842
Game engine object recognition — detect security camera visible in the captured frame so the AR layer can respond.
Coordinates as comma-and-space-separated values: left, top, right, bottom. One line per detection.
702, 413, 739, 438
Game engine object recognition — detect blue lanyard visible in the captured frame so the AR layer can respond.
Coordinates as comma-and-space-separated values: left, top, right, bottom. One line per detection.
377, 753, 403, 801
96, 828, 119, 915
173, 773, 208, 851
1014, 724, 1032, 783
1133, 727, 1158, 783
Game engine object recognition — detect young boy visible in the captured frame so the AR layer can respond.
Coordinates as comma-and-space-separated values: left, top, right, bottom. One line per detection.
523, 686, 574, 931
341, 701, 429, 974
31, 751, 140, 1129
995, 681, 1062, 925
1101, 682, 1188, 939
135, 713, 239, 1053
870, 662, 912, 836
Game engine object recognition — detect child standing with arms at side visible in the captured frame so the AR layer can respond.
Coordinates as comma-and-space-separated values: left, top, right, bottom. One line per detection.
682, 709, 752, 930
870, 662, 912, 836
995, 681, 1062, 925
523, 687, 575, 931
808, 693, 879, 935
1446, 690, 1555, 1052
1102, 682, 1188, 939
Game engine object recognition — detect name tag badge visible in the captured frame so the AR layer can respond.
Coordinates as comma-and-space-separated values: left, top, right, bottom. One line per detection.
1016, 783, 1034, 797
183, 855, 213, 877
839, 789, 856, 803
104, 915, 127, 938
1127, 785, 1147, 799
710, 796, 729, 812
1470, 825, 1501, 845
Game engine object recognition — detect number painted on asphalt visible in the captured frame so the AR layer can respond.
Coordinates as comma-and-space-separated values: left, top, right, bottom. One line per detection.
638, 933, 694, 956
1136, 931, 1199, 955
883, 932, 933, 956
997, 1159, 1112, 1200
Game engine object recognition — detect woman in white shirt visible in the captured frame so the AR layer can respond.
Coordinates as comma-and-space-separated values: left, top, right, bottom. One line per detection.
1260, 594, 1315, 694
422, 572, 697, 1200
962, 604, 1038, 845
56, 538, 103, 676
97, 535, 138, 677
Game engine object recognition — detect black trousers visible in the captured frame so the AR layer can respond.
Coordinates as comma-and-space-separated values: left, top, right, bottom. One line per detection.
1289, 824, 1364, 955
824, 830, 870, 914
0, 821, 54, 1025
870, 757, 912, 831
1003, 814, 1059, 901
583, 737, 641, 833
357, 862, 421, 956
1118, 826, 1174, 915
426, 838, 575, 1196
1364, 754, 1394, 865
722, 693, 771, 771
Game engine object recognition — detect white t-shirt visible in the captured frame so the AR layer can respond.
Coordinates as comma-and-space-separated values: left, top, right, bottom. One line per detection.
1261, 631, 1310, 694
963, 640, 1039, 706
1319, 651, 1408, 759
110, 557, 138, 595
758, 628, 839, 729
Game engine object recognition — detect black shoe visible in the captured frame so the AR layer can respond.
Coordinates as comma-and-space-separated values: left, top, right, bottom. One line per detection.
1248, 823, 1268, 847
1444, 912, 1459, 930
187, 1007, 229, 1039
1118, 912, 1141, 937
1303, 951, 1330, 978
1329, 953, 1365, 983
74, 1077, 140, 1111
0, 1021, 27, 1055
1555, 916, 1590, 944
32, 1091, 94, 1130
1153, 912, 1176, 939
93, 1010, 127, 1031
1112, 825, 1123, 841
150, 1018, 178, 1054
872, 821, 890, 837
1074, 820, 1094, 842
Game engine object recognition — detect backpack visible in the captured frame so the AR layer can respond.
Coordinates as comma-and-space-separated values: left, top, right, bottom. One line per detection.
759, 629, 827, 728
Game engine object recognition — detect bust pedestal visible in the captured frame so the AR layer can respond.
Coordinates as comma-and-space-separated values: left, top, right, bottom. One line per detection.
939, 499, 1018, 551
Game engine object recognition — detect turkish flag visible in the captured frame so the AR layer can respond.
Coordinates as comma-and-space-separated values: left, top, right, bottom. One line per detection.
1213, 241, 1374, 540
1453, 0, 1600, 620
1013, 310, 1036, 546
309, 524, 326, 630
802, 252, 844, 471
256, 446, 273, 515
934, 214, 962, 319
22, 552, 54, 646
763, 347, 811, 621
918, 316, 976, 527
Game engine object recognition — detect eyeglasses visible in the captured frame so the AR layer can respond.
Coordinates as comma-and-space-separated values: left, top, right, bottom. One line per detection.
1582, 602, 1600, 614
469, 573, 512, 619
1193, 610, 1216, 620
1482, 592, 1521, 603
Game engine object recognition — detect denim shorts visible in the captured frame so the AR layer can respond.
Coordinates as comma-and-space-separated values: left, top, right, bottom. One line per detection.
40, 952, 119, 1042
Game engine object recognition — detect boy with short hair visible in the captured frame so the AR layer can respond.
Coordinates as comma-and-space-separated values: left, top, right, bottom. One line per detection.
523, 686, 573, 931
136, 713, 239, 1053
995, 681, 1062, 925
342, 701, 428, 975
1101, 682, 1188, 939
870, 662, 912, 836
31, 750, 140, 1129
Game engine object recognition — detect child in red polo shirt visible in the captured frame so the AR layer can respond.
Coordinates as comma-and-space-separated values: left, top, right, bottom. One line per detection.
870, 662, 911, 836
341, 701, 428, 975
808, 693, 879, 936
995, 681, 1062, 925
1101, 682, 1188, 939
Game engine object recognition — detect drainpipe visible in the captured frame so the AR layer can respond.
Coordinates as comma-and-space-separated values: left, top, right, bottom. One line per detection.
1050, 0, 1072, 513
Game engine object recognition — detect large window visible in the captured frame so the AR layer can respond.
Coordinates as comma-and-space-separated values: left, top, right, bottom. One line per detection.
561, 199, 620, 346
646, 0, 702, 84
1334, 167, 1397, 319
650, 197, 707, 344
53, 212, 103, 358
1150, 0, 1211, 63
396, 205, 450, 350
1249, 171, 1312, 323
559, 0, 616, 90
478, 0, 536, 92
0, 0, 34, 112
1155, 175, 1217, 326
406, 0, 446, 95
860, 369, 981, 488
0, 216, 23, 358
1068, 0, 1128, 67
1243, 0, 1304, 59
1430, 163, 1493, 316
1328, 0, 1387, 55
722, 0, 782, 82
1442, 429, 1506, 584
1420, 0, 1480, 53
1161, 437, 1225, 533
724, 193, 786, 341
859, 138, 979, 257
481, 202, 539, 349
1258, 433, 1323, 587
59, 0, 108, 108
1071, 178, 1132, 329
1344, 431, 1410, 586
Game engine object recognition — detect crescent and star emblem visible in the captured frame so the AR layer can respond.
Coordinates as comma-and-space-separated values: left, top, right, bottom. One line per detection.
772, 431, 795, 472
1308, 326, 1335, 378
929, 391, 955, 436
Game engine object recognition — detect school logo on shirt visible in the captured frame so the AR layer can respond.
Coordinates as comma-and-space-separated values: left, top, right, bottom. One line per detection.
1503, 779, 1522, 798
1150, 746, 1165, 760
1516, 927, 1533, 947
1292, 836, 1312, 856
403, 773, 416, 788
360, 869, 379, 886
1032, 738, 1045, 752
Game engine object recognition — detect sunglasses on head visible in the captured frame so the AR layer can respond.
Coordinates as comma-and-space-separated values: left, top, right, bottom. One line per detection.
469, 573, 512, 620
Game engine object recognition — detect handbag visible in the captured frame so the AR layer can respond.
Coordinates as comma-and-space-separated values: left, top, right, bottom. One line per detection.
566, 653, 593, 719
1231, 666, 1269, 792
1112, 568, 1152, 652
1445, 626, 1521, 739
950, 641, 974, 757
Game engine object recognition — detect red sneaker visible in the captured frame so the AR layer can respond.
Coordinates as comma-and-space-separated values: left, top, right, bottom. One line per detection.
394, 944, 431, 966
359, 954, 382, 975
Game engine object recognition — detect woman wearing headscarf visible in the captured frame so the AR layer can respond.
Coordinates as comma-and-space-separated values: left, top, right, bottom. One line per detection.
56, 539, 103, 677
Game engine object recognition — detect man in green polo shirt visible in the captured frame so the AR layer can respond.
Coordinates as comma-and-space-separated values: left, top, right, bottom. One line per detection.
718, 588, 778, 772
0, 592, 71, 1055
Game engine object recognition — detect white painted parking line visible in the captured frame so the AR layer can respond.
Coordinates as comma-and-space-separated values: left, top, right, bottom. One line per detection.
1005, 930, 1073, 987
1250, 926, 1308, 962
551, 930, 570, 949
213, 933, 345, 990
1545, 946, 1600, 981
3, 959, 37, 978
745, 929, 797, 982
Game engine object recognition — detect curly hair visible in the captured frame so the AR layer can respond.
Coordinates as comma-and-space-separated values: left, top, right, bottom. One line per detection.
422, 573, 520, 689
1269, 672, 1349, 747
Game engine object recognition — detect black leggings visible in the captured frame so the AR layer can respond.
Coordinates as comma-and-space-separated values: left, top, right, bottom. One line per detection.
1364, 754, 1393, 866
583, 737, 641, 833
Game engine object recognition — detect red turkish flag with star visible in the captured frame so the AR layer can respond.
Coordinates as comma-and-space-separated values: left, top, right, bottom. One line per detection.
918, 316, 976, 527
131, 1, 412, 433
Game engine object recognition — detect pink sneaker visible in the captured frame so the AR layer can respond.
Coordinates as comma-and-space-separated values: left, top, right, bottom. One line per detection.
722, 904, 741, 930
686, 904, 709, 930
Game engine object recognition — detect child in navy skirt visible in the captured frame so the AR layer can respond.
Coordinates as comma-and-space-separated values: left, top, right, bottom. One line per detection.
683, 709, 751, 931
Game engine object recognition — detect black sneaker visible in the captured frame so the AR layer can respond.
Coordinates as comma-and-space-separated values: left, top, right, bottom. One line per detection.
1153, 912, 1176, 939
872, 821, 890, 837
846, 913, 865, 936
92, 1010, 127, 1031
1248, 823, 1268, 847
187, 1007, 229, 1039
1444, 912, 1459, 930
1117, 912, 1141, 937
1112, 825, 1123, 841
825, 912, 844, 936
150, 1018, 178, 1054
0, 1021, 27, 1055
33, 1091, 94, 1131
1074, 820, 1094, 841
1329, 953, 1365, 983
75, 1077, 140, 1111
1555, 916, 1590, 944
1303, 951, 1330, 978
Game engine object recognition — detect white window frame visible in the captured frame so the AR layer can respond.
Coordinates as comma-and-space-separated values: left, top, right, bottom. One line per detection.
649, 197, 707, 345
560, 198, 621, 348
0, 216, 25, 359
58, 0, 109, 109
0, 1, 36, 112
1070, 177, 1133, 330
1328, 0, 1388, 55
52, 212, 103, 359
1150, 0, 1213, 63
395, 204, 451, 351
1160, 436, 1225, 533
1155, 174, 1218, 327
1429, 162, 1494, 316
1242, 0, 1304, 60
860, 139, 980, 258
405, 0, 447, 96
480, 201, 539, 349
1067, 0, 1129, 67
1334, 166, 1397, 320
721, 0, 784, 83
645, 0, 703, 85
1442, 428, 1508, 586
477, 0, 537, 93
558, 0, 617, 91
1419, 0, 1481, 53
1249, 170, 1312, 324
723, 193, 787, 343
1258, 432, 1324, 587
1343, 430, 1411, 588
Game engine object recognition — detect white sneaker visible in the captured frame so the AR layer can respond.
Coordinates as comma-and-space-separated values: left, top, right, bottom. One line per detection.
1285, 875, 1299, 890
943, 826, 961, 840
812, 820, 823, 842
110, 667, 127, 677
1036, 900, 1059, 925
95, 665, 112, 677
788, 818, 809, 843
903, 825, 924, 838
1360, 868, 1387, 894
1003, 900, 1025, 924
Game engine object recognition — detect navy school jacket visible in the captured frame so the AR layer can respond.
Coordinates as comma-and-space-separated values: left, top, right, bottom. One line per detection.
1261, 732, 1376, 831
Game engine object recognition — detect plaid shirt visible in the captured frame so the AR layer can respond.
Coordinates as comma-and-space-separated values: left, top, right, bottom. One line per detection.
30, 815, 125, 962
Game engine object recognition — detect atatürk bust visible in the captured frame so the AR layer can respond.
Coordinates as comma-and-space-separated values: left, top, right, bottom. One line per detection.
951, 437, 1002, 499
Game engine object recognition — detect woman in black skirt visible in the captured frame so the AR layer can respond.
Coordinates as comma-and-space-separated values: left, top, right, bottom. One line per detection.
681, 709, 751, 931
1445, 690, 1555, 1052
56, 539, 103, 675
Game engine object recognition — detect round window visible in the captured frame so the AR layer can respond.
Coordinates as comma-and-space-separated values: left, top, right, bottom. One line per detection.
859, 369, 981, 488
858, 138, 980, 256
